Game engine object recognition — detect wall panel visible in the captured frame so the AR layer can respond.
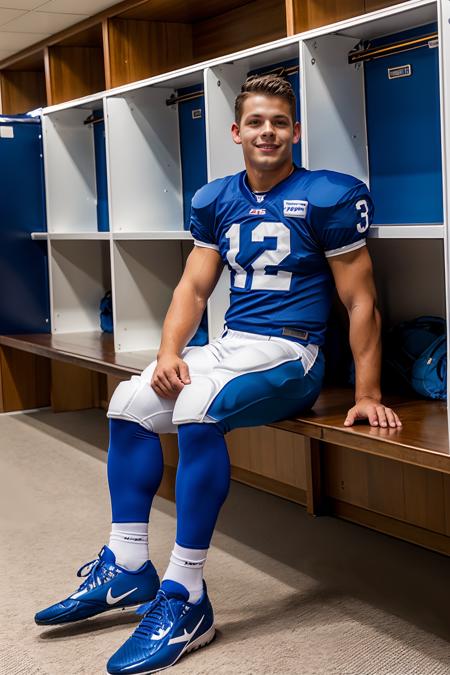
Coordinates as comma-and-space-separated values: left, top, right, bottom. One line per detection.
0, 71, 46, 114
106, 18, 193, 88
292, 0, 364, 32
193, 0, 287, 61
45, 46, 105, 106
324, 443, 450, 538
0, 347, 50, 412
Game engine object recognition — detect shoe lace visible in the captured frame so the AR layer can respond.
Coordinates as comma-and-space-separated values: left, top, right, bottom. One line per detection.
75, 554, 116, 593
134, 592, 175, 640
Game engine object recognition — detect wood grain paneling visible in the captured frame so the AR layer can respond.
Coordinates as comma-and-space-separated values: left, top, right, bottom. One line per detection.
364, 0, 399, 11
227, 426, 308, 490
325, 443, 450, 538
403, 464, 446, 534
367, 454, 405, 520
131, 427, 308, 505
0, 71, 46, 114
444, 475, 450, 537
305, 438, 327, 515
157, 463, 176, 501
231, 466, 307, 504
160, 433, 179, 468
156, 432, 307, 506
45, 45, 105, 106
57, 24, 103, 48
0, 363, 4, 411
324, 443, 369, 506
120, 0, 250, 22
292, 0, 364, 32
285, 0, 296, 36
51, 361, 101, 412
106, 18, 193, 88
0, 347, 50, 412
331, 501, 450, 556
4, 52, 44, 71
193, 0, 286, 62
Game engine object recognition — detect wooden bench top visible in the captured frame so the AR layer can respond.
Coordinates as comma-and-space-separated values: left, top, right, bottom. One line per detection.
0, 332, 152, 377
1, 331, 449, 473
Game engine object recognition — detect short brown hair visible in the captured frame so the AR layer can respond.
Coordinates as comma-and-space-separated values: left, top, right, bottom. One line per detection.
234, 74, 296, 125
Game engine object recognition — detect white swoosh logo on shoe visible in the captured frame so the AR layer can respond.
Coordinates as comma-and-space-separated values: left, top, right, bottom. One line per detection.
168, 615, 204, 645
106, 587, 138, 605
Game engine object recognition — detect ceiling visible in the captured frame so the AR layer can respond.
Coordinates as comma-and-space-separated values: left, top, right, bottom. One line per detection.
0, 0, 121, 60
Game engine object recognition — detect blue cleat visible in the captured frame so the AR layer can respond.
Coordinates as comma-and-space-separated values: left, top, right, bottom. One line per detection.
106, 580, 215, 674
35, 546, 159, 626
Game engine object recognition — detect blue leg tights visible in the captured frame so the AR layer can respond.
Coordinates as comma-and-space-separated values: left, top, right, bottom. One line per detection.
175, 423, 230, 549
107, 419, 164, 523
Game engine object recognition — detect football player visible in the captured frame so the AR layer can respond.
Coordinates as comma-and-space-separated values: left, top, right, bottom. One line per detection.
35, 74, 402, 674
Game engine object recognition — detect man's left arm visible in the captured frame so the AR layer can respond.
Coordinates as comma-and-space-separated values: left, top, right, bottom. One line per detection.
327, 246, 402, 428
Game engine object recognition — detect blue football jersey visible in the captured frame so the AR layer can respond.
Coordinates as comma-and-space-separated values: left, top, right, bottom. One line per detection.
190, 166, 374, 346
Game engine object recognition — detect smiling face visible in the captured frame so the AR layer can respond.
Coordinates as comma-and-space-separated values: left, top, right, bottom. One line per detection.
231, 93, 300, 178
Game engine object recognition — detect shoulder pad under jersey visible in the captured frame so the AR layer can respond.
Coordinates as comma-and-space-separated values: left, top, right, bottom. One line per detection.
191, 174, 238, 210
305, 170, 367, 209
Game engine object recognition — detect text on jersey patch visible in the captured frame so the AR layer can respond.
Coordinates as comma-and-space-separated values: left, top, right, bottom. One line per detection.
283, 200, 308, 218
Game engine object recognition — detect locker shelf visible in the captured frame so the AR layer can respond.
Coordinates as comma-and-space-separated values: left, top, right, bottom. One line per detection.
368, 224, 444, 239
112, 231, 193, 240
37, 226, 444, 241
49, 232, 111, 240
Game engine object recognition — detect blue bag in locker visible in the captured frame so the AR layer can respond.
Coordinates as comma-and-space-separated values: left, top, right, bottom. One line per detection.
364, 23, 443, 225
92, 110, 109, 232
246, 59, 301, 167
177, 86, 209, 345
177, 84, 208, 231
0, 114, 50, 333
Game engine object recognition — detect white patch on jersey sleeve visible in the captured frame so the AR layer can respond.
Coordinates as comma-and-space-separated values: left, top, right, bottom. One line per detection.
324, 239, 366, 258
193, 239, 220, 251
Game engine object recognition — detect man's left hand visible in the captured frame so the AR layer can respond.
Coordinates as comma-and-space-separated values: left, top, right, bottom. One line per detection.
344, 397, 402, 428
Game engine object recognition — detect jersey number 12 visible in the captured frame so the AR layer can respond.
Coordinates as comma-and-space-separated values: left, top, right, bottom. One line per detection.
225, 221, 292, 292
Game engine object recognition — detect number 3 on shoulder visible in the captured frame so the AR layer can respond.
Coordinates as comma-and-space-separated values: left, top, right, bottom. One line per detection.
356, 199, 370, 233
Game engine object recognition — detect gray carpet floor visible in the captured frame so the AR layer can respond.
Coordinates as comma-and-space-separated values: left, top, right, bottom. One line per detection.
1, 408, 450, 675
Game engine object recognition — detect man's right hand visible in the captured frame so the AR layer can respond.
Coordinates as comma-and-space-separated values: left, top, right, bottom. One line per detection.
151, 353, 191, 399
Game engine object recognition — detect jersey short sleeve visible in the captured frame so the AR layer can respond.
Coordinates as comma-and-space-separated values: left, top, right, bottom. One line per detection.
310, 179, 374, 258
189, 182, 220, 251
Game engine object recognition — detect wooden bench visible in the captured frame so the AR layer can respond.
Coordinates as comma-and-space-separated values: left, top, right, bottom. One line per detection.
1, 331, 449, 555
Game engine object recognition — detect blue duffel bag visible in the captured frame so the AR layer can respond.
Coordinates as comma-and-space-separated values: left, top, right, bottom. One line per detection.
385, 316, 447, 400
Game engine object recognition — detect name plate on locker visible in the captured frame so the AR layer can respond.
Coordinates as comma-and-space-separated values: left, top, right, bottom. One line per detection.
388, 64, 412, 80
192, 109, 202, 119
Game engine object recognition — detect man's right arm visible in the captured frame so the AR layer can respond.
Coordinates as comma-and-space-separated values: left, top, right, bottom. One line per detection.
151, 245, 224, 399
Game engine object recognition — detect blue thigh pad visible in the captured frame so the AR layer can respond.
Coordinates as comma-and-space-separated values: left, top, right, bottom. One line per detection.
206, 350, 325, 433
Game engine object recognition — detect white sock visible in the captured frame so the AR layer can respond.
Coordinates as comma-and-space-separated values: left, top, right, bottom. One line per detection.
162, 543, 208, 603
108, 523, 149, 571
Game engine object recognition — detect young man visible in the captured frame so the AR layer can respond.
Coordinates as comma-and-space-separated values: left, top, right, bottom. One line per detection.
35, 75, 401, 673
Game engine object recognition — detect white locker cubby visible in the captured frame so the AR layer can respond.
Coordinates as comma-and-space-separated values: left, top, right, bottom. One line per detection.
43, 99, 105, 234
368, 239, 445, 326
300, 1, 441, 232
112, 240, 187, 352
106, 70, 206, 235
49, 239, 111, 333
